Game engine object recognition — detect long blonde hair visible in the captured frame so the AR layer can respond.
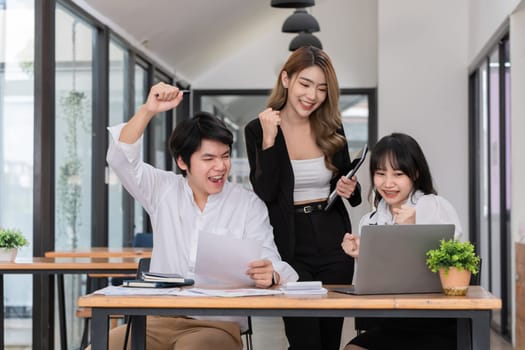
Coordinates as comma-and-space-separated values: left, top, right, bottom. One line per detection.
267, 46, 345, 172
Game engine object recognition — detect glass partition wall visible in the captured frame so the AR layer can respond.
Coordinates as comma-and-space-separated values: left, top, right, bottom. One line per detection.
133, 62, 147, 237
193, 89, 376, 190
108, 39, 127, 248
0, 0, 35, 347
0, 0, 175, 347
469, 34, 511, 339
55, 5, 93, 346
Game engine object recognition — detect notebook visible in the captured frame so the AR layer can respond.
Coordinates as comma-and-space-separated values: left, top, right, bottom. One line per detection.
333, 224, 455, 295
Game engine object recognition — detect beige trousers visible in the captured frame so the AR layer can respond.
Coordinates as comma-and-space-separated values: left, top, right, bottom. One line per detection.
88, 316, 242, 350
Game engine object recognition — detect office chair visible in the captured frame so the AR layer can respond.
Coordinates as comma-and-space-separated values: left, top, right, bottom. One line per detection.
122, 257, 254, 350
132, 232, 153, 248
244, 316, 254, 350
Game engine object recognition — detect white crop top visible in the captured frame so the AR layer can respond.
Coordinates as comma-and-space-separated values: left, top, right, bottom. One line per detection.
290, 156, 332, 202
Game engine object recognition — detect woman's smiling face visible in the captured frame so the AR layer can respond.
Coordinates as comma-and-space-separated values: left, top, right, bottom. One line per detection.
373, 157, 414, 210
282, 65, 327, 118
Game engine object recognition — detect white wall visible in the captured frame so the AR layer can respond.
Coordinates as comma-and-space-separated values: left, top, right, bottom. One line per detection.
510, 2, 525, 345
468, 0, 521, 64
509, 0, 525, 246
377, 0, 470, 232
193, 0, 378, 89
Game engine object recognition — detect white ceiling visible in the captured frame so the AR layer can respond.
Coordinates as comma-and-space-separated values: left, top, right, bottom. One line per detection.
72, 0, 379, 89
74, 0, 294, 82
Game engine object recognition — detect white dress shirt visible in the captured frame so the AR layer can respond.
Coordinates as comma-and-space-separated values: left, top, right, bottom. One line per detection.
107, 123, 298, 329
359, 190, 464, 240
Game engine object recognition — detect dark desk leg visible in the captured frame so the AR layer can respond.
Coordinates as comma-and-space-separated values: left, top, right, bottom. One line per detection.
57, 274, 67, 350
131, 316, 146, 350
471, 311, 491, 350
457, 318, 471, 349
0, 274, 4, 350
91, 309, 109, 350
34, 274, 54, 349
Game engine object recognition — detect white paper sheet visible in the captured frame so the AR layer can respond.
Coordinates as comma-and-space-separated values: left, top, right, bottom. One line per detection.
194, 232, 262, 288
177, 288, 283, 297
93, 285, 283, 298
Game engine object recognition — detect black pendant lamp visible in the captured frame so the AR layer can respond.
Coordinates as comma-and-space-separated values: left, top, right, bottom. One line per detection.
289, 32, 322, 51
282, 9, 320, 33
271, 0, 315, 8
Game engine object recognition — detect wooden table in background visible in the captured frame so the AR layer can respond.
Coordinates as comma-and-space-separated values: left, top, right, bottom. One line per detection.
79, 285, 501, 350
0, 257, 140, 350
44, 247, 152, 259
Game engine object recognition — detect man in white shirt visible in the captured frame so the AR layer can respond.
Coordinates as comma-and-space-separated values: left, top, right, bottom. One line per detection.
105, 82, 298, 350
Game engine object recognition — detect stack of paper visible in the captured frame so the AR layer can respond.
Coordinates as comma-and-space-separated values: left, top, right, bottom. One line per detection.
280, 281, 327, 295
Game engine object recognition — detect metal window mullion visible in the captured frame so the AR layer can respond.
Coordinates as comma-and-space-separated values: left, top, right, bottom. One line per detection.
498, 36, 510, 337
91, 27, 109, 247
34, 1, 56, 349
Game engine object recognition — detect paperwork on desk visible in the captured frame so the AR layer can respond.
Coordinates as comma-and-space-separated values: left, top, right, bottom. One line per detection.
92, 234, 325, 297
94, 285, 182, 296
93, 283, 327, 297
194, 232, 262, 288
93, 285, 282, 297
176, 288, 282, 297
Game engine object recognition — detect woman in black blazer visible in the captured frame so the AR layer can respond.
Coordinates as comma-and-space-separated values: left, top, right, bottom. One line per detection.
244, 46, 362, 350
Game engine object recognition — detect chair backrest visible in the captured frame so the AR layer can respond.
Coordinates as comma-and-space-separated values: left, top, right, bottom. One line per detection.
133, 233, 153, 248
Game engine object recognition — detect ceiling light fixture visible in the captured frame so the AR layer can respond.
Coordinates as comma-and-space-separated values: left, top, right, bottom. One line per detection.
271, 0, 315, 8
289, 32, 322, 51
282, 9, 320, 33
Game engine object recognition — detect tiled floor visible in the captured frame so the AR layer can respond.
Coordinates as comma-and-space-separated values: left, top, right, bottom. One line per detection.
245, 317, 515, 350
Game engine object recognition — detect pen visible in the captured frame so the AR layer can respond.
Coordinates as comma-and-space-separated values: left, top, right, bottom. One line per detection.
155, 90, 190, 97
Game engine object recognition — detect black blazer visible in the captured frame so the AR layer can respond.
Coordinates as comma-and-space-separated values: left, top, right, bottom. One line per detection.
244, 119, 362, 261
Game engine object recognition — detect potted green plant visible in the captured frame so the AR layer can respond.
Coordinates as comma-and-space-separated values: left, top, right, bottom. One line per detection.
0, 228, 29, 261
426, 239, 480, 296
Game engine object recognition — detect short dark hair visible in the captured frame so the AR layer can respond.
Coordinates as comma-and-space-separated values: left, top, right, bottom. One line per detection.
168, 112, 233, 176
370, 132, 437, 207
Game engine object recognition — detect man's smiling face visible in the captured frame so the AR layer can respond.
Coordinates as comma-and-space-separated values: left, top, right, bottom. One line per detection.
177, 139, 231, 204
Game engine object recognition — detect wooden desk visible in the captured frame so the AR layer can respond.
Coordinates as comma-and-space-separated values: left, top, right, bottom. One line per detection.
0, 257, 140, 350
79, 285, 501, 350
45, 247, 152, 259
44, 248, 152, 348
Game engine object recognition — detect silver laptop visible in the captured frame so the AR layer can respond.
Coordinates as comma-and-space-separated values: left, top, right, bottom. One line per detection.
333, 224, 455, 295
